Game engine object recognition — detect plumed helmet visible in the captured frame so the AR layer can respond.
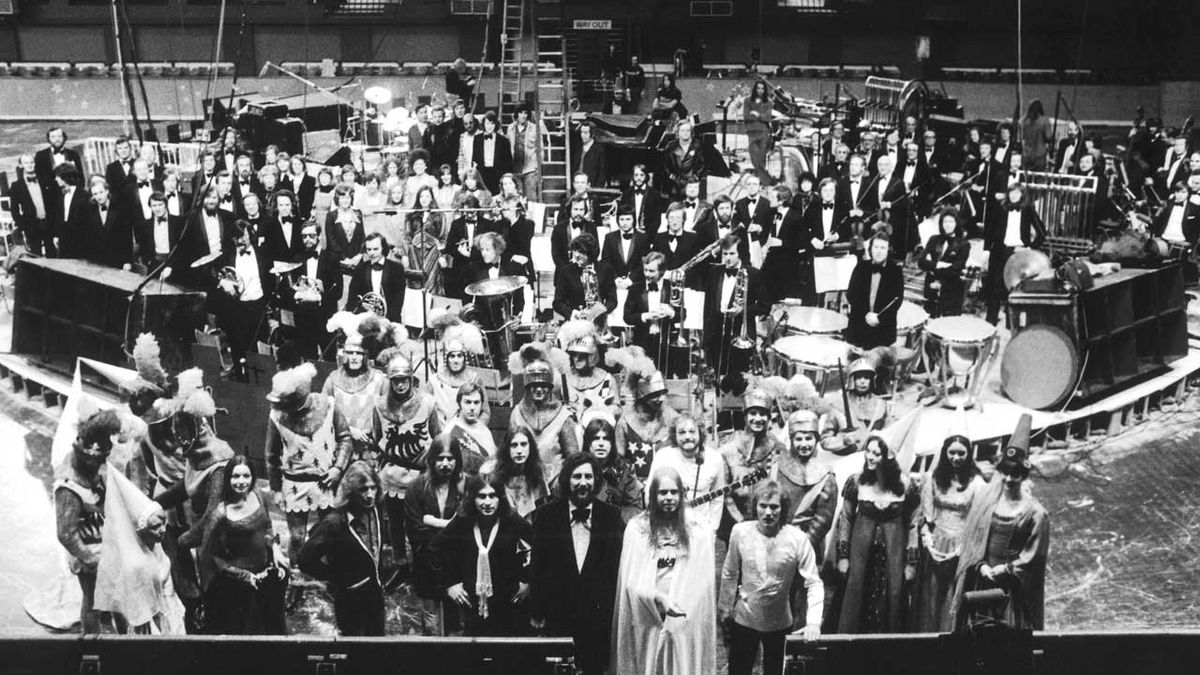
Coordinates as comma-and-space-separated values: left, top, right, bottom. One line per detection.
386, 355, 415, 380
743, 388, 773, 413
634, 370, 667, 401
787, 409, 820, 434
524, 360, 555, 387
847, 358, 876, 379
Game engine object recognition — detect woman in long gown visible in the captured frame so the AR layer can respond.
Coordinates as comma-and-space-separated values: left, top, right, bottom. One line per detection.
911, 434, 985, 631
479, 426, 549, 521
400, 185, 446, 294
832, 435, 919, 633
947, 416, 1049, 630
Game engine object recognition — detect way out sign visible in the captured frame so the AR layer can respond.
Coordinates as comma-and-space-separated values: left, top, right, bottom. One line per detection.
573, 19, 614, 30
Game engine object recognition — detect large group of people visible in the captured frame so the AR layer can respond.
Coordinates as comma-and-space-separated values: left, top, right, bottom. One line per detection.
37, 78, 1200, 673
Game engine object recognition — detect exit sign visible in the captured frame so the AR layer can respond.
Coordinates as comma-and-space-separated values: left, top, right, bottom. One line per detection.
573, 20, 613, 30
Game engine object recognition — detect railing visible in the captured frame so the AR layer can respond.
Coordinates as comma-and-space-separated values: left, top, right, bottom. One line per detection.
82, 138, 206, 178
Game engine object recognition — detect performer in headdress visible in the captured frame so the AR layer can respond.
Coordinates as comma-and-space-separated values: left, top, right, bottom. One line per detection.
509, 343, 580, 485
558, 319, 620, 420
321, 333, 387, 467
428, 319, 489, 424
438, 381, 496, 472
773, 410, 838, 559
610, 347, 679, 483
719, 389, 784, 537
819, 358, 891, 454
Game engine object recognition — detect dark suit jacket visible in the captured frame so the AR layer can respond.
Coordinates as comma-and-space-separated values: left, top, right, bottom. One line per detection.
48, 186, 91, 257
134, 214, 186, 269
105, 159, 135, 193
297, 509, 380, 592
620, 186, 667, 233
34, 146, 84, 187
985, 204, 1046, 251
702, 264, 768, 342
7, 174, 50, 229
553, 260, 618, 319
464, 259, 526, 316
550, 218, 599, 270
346, 258, 406, 323
424, 124, 459, 175
529, 499, 624, 669
120, 178, 164, 221
324, 209, 366, 264
80, 201, 134, 268
918, 233, 971, 308
693, 219, 749, 265
472, 133, 514, 174
557, 192, 602, 228
280, 249, 345, 318
489, 217, 536, 265
651, 230, 703, 277
735, 195, 775, 244
573, 142, 607, 188
1152, 200, 1200, 245
838, 174, 880, 216
601, 230, 651, 282
290, 174, 317, 221
803, 200, 852, 245
218, 242, 277, 301
262, 215, 306, 263
845, 259, 905, 349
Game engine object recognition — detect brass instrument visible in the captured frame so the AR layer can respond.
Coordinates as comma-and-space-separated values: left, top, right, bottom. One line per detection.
216, 266, 244, 298
359, 291, 387, 316
578, 263, 605, 322
599, 198, 620, 229
292, 276, 323, 304
729, 267, 753, 349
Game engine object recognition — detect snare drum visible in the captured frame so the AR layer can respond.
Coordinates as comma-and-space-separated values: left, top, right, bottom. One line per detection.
769, 336, 852, 395
924, 316, 999, 409
777, 306, 849, 337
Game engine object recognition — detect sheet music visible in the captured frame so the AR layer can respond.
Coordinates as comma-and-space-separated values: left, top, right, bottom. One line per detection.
609, 288, 630, 327
531, 235, 555, 272
527, 202, 548, 234
683, 289, 705, 330
814, 255, 857, 294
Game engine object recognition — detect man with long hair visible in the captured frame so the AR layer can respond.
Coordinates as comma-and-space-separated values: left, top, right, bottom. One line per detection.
614, 466, 715, 674
297, 461, 385, 636
530, 454, 626, 675
831, 435, 919, 633
404, 436, 468, 632
648, 414, 726, 534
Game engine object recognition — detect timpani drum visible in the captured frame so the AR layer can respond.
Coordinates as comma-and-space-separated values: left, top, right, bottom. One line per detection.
466, 276, 528, 374
924, 316, 999, 409
895, 301, 929, 351
775, 305, 849, 337
769, 335, 853, 395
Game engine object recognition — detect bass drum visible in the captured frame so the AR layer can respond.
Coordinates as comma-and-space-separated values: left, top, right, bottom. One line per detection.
1001, 325, 1080, 410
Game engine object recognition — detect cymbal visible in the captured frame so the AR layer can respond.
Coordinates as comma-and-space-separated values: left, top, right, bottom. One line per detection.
465, 275, 528, 297
364, 86, 393, 105
191, 251, 223, 268
1003, 249, 1052, 291
269, 260, 304, 275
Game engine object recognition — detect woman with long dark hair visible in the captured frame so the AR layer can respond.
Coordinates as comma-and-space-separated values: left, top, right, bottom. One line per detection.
401, 185, 445, 294
481, 426, 549, 520
428, 474, 533, 636
917, 207, 971, 317
832, 435, 919, 633
1020, 99, 1053, 171
199, 455, 288, 634
582, 416, 643, 521
910, 434, 985, 631
745, 80, 774, 179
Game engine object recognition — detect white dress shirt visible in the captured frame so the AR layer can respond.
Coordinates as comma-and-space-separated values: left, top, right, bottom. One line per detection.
1163, 205, 1187, 243
370, 267, 383, 295
849, 177, 862, 207
202, 211, 223, 254
482, 134, 497, 167
234, 249, 264, 302
137, 182, 155, 219
26, 177, 47, 220
153, 217, 171, 255
1004, 209, 1025, 248
61, 186, 76, 220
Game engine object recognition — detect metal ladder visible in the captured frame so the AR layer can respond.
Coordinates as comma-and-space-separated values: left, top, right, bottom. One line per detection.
497, 0, 526, 126
534, 0, 571, 212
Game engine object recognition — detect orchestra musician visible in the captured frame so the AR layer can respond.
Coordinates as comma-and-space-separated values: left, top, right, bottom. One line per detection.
702, 234, 768, 377
464, 232, 526, 318
1157, 139, 1191, 198
623, 252, 686, 377
899, 140, 932, 219
180, 186, 234, 288
984, 184, 1046, 325
557, 172, 602, 228
845, 230, 905, 350
553, 233, 618, 325
760, 185, 806, 302
734, 172, 775, 248
917, 208, 970, 318
572, 122, 608, 188
81, 175, 134, 269
680, 178, 715, 234
1055, 121, 1085, 174
620, 163, 666, 234
215, 220, 275, 371
280, 220, 343, 359
696, 195, 750, 264
9, 153, 54, 256
800, 178, 850, 304
34, 126, 84, 187
873, 155, 913, 256
552, 193, 600, 270
601, 204, 651, 285
663, 120, 709, 199
491, 196, 535, 275
346, 233, 406, 323
442, 194, 488, 298
133, 192, 184, 276
1151, 181, 1200, 250
652, 202, 702, 275
837, 154, 878, 249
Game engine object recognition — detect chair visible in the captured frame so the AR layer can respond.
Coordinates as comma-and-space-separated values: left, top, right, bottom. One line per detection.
195, 328, 233, 370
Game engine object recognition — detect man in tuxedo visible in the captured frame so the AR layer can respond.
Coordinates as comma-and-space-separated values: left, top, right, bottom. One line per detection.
573, 122, 607, 188
529, 454, 624, 675
652, 202, 702, 276
104, 135, 137, 193
873, 154, 912, 254
134, 192, 184, 276
1159, 144, 1194, 201
191, 152, 219, 198
553, 233, 617, 325
261, 189, 305, 263
121, 158, 162, 223
760, 185, 812, 303
80, 176, 133, 269
984, 184, 1046, 325
898, 140, 932, 220
620, 163, 666, 234
180, 187, 235, 289
870, 128, 902, 175
558, 172, 602, 228
50, 163, 89, 258
695, 195, 749, 264
805, 177, 850, 251
347, 232, 405, 323
552, 194, 599, 269
473, 111, 514, 193
601, 204, 650, 285
232, 154, 261, 206
734, 172, 774, 249
623, 252, 686, 377
215, 220, 276, 372
702, 235, 768, 377
491, 196, 536, 274
1055, 120, 1085, 174
680, 178, 714, 234
443, 195, 488, 298
463, 232, 525, 317
837, 154, 878, 235
9, 153, 54, 255
34, 126, 84, 187
423, 105, 458, 173
407, 104, 430, 152
280, 221, 343, 359
213, 170, 241, 218
1152, 181, 1200, 248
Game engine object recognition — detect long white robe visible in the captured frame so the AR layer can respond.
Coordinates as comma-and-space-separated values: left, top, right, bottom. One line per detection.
612, 513, 717, 675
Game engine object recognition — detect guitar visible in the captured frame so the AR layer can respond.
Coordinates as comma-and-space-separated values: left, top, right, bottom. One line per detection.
686, 465, 770, 508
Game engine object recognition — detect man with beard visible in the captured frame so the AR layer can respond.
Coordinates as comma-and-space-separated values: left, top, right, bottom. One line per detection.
265, 362, 354, 561
613, 466, 716, 675
559, 320, 620, 420
695, 195, 749, 264
297, 461, 386, 636
719, 390, 783, 538
347, 233, 406, 323
510, 351, 580, 484
404, 437, 468, 634
620, 163, 666, 233
281, 220, 343, 359
551, 193, 600, 270
55, 410, 121, 633
529, 454, 626, 675
372, 355, 443, 587
438, 382, 495, 471
719, 481, 823, 675
34, 126, 85, 186
820, 358, 891, 453
180, 186, 234, 288
648, 415, 726, 534
774, 410, 838, 556
321, 334, 386, 467
443, 195, 486, 299
615, 365, 678, 483
702, 235, 768, 376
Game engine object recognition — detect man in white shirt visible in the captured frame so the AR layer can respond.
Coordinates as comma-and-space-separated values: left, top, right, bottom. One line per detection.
647, 414, 726, 533
720, 480, 823, 675
217, 220, 272, 371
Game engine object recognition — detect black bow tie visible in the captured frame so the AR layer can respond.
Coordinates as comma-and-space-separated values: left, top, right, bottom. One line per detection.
221, 196, 232, 203
484, 134, 495, 140
571, 506, 590, 523
26, 177, 36, 183
165, 192, 176, 198
686, 201, 697, 208
1008, 205, 1022, 213
724, 268, 739, 277
489, 263, 500, 269
307, 251, 319, 260
668, 235, 679, 244
371, 262, 384, 271
622, 233, 634, 240
239, 249, 252, 257
822, 202, 835, 209
281, 216, 295, 224
634, 188, 645, 194
906, 161, 916, 167
851, 179, 860, 185
139, 181, 150, 188
156, 217, 167, 224
648, 283, 659, 292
